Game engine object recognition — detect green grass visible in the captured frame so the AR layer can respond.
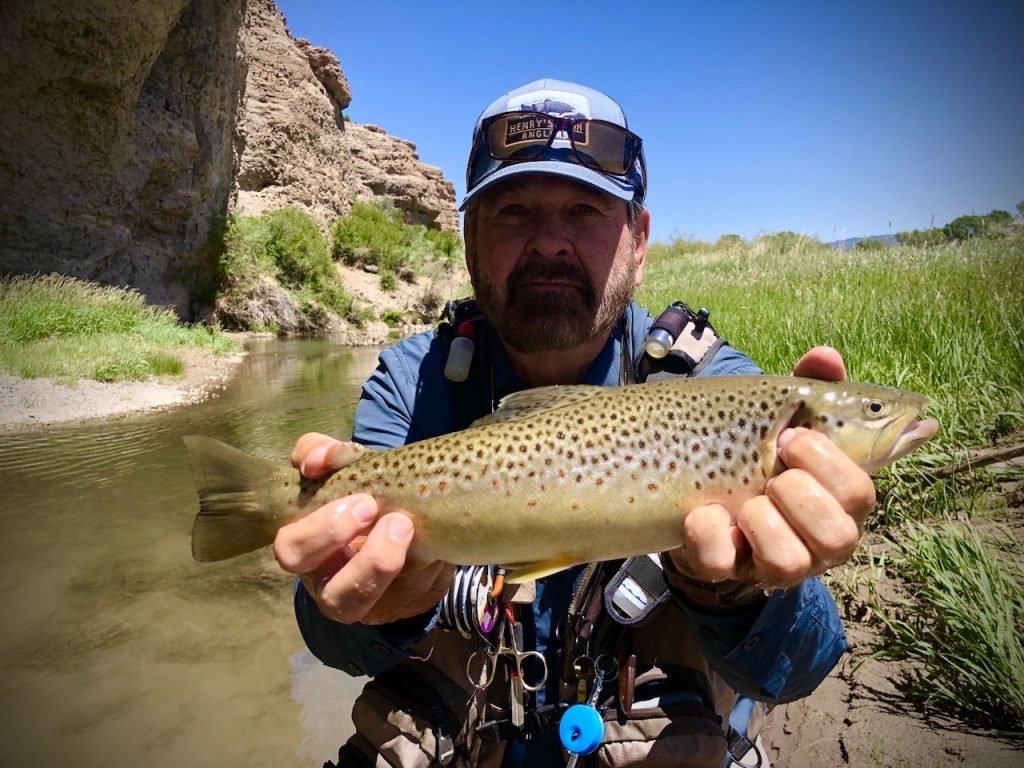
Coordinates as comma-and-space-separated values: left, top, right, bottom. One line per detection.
874, 519, 1024, 732
639, 233, 1024, 731
0, 274, 240, 383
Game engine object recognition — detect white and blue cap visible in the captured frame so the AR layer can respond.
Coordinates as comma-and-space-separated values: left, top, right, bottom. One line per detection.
460, 78, 647, 211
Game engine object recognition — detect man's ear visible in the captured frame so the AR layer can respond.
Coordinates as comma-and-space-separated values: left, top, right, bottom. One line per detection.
633, 208, 651, 285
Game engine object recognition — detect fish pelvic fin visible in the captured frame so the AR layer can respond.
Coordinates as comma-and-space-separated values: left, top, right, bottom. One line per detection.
504, 556, 580, 583
183, 435, 294, 562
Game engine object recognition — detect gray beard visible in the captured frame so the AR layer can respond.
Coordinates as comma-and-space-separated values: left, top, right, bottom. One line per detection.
471, 247, 637, 354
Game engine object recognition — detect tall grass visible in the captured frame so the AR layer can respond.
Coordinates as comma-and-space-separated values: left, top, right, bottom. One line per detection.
639, 234, 1024, 730
0, 274, 239, 382
874, 520, 1024, 733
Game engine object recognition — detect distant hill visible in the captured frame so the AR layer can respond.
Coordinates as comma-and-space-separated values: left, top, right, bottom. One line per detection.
829, 234, 900, 250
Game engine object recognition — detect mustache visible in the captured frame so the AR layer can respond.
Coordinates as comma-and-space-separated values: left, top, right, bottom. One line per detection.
506, 259, 595, 305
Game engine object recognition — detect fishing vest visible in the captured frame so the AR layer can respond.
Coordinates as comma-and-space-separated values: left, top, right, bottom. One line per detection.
326, 301, 767, 768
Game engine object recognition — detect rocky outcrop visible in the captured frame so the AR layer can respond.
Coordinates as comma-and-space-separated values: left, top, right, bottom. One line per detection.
0, 0, 458, 320
234, 0, 457, 232
0, 0, 246, 319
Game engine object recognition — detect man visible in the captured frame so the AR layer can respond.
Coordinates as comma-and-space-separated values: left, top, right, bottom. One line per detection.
275, 79, 874, 767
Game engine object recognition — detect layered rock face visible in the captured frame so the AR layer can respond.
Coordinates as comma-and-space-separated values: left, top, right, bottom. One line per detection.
236, 1, 458, 233
0, 0, 458, 319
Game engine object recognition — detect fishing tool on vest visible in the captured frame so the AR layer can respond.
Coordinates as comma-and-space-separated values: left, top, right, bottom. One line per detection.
439, 564, 501, 639
466, 605, 548, 693
643, 301, 710, 359
560, 653, 617, 766
444, 320, 476, 382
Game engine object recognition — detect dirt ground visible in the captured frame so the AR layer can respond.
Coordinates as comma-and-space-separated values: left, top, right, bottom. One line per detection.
763, 622, 1022, 767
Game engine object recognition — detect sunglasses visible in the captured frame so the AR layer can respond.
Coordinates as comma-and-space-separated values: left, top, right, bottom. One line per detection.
478, 111, 643, 177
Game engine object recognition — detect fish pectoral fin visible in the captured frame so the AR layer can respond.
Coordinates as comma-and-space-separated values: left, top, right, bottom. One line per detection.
503, 556, 580, 583
471, 385, 605, 427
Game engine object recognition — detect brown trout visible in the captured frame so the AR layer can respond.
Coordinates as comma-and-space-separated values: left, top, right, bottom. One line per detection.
185, 376, 937, 579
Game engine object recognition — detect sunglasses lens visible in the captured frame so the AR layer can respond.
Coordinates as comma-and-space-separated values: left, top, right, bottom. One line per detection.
486, 113, 557, 161
483, 112, 640, 176
572, 120, 638, 175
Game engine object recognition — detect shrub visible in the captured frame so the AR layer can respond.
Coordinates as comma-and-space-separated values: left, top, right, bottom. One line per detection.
331, 201, 408, 273
854, 238, 888, 251
219, 208, 356, 330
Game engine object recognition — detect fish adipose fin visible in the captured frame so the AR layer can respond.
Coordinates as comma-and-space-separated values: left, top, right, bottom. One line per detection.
184, 435, 292, 562
472, 385, 605, 427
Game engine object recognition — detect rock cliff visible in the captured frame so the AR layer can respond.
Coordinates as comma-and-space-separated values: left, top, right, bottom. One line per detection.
235, 0, 457, 232
0, 0, 458, 320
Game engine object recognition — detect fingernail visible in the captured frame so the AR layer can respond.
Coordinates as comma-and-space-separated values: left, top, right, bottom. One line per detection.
386, 515, 413, 542
778, 428, 797, 449
348, 497, 377, 524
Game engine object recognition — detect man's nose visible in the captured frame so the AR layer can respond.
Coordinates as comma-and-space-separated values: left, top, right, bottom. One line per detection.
524, 212, 572, 258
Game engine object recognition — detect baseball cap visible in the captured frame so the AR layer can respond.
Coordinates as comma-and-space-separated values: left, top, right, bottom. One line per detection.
460, 78, 647, 211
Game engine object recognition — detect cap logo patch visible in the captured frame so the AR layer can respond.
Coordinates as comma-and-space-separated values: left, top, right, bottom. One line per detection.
502, 90, 593, 149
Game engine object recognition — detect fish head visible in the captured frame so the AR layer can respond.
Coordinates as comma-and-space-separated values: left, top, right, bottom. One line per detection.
789, 380, 939, 473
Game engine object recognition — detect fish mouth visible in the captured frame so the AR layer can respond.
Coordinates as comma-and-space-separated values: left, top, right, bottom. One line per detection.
887, 417, 939, 463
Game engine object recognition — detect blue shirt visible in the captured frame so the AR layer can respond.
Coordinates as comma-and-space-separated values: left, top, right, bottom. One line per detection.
294, 301, 847, 737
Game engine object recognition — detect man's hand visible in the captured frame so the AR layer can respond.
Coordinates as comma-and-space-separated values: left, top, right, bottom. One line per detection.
670, 346, 877, 589
273, 433, 454, 625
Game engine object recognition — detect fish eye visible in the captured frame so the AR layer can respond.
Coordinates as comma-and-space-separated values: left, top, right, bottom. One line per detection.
864, 400, 888, 418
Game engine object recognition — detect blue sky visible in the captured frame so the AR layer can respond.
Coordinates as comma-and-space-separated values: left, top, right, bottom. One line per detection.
275, 1, 1023, 244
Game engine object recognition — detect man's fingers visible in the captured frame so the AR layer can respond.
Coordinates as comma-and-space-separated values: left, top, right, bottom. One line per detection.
290, 433, 365, 478
777, 429, 876, 521
737, 495, 813, 587
681, 504, 740, 582
316, 513, 415, 624
274, 494, 378, 574
792, 346, 846, 381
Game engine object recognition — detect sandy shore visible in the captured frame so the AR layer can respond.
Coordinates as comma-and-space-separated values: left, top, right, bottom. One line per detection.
0, 347, 245, 430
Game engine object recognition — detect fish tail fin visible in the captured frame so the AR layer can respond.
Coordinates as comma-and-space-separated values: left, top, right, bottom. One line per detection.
183, 435, 293, 562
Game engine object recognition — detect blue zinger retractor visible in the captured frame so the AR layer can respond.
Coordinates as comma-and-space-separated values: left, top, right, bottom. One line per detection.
559, 703, 604, 756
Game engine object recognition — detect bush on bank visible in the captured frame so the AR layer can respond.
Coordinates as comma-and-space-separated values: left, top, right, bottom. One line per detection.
219, 203, 464, 333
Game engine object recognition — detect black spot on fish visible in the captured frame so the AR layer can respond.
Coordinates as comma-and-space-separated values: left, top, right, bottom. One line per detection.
724, 447, 733, 460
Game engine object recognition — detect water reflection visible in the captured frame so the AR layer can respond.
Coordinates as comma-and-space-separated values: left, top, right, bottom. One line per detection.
0, 339, 383, 767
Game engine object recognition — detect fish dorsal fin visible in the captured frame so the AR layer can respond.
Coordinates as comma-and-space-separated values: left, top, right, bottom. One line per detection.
471, 385, 605, 427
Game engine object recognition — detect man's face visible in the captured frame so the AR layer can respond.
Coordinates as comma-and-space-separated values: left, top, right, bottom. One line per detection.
465, 175, 649, 354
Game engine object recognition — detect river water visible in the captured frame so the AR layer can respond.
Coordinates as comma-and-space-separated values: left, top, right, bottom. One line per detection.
0, 339, 385, 768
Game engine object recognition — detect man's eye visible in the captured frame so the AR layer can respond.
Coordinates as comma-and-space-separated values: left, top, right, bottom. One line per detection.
572, 203, 599, 214
498, 204, 527, 216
